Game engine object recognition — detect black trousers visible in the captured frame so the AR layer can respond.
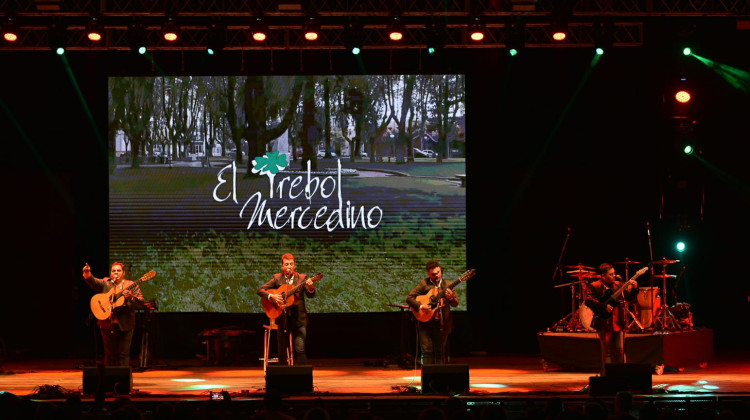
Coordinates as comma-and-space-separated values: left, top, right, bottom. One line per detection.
100, 325, 134, 367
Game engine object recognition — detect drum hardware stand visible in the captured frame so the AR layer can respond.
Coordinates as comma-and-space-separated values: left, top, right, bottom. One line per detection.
614, 258, 645, 332
552, 276, 590, 332
652, 259, 681, 331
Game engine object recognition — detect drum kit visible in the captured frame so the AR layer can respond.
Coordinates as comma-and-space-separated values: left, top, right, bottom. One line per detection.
550, 258, 693, 333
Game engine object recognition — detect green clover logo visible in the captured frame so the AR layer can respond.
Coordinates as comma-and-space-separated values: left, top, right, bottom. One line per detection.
251, 150, 289, 176
251, 151, 289, 198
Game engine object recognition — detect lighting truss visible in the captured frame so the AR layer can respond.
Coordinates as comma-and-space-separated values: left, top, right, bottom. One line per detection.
0, 0, 744, 51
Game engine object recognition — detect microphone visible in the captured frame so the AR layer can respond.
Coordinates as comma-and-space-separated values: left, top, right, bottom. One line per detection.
615, 274, 622, 281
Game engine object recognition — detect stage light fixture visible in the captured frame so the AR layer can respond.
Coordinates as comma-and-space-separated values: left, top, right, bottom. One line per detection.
49, 24, 66, 55
683, 145, 694, 155
594, 20, 614, 55
303, 16, 319, 41
683, 47, 692, 56
506, 20, 525, 56
2, 16, 19, 43
551, 22, 568, 41
251, 18, 268, 42
162, 17, 179, 42
676, 241, 686, 252
388, 16, 404, 41
206, 22, 226, 55
675, 90, 691, 104
344, 23, 364, 55
126, 24, 147, 54
425, 22, 446, 55
468, 17, 485, 42
86, 16, 102, 42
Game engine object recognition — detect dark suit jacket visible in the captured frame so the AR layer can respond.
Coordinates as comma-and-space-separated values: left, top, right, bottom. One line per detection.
585, 280, 637, 331
257, 272, 315, 328
406, 277, 459, 334
84, 276, 145, 332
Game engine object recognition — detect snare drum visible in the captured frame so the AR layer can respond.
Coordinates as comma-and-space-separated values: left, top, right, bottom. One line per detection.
637, 286, 661, 328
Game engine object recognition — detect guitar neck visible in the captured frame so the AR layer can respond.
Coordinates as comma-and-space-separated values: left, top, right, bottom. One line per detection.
283, 273, 322, 296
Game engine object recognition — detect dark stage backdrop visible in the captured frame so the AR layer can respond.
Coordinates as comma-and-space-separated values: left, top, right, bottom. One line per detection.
2, 26, 749, 360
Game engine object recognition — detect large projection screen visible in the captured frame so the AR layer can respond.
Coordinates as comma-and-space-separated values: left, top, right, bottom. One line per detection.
108, 75, 466, 313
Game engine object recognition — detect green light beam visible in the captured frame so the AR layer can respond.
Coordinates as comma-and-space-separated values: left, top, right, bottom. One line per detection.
690, 54, 750, 93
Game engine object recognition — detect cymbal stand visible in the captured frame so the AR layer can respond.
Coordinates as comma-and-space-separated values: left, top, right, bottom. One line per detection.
653, 264, 680, 331
551, 279, 585, 331
621, 261, 644, 332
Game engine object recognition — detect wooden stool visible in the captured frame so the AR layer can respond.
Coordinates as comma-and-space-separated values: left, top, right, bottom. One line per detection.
263, 318, 293, 375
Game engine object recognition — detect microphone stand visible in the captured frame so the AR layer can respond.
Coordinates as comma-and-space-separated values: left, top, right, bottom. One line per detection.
552, 227, 572, 283
646, 221, 655, 331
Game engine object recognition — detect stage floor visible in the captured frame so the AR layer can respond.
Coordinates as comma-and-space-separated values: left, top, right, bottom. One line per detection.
2, 353, 749, 399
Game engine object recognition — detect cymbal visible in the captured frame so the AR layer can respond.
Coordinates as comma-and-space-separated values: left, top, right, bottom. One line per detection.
613, 259, 642, 264
652, 258, 680, 265
566, 269, 595, 274
565, 264, 596, 270
652, 274, 677, 278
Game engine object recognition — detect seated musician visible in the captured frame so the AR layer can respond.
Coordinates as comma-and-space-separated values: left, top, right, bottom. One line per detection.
257, 253, 315, 365
406, 260, 459, 365
585, 263, 639, 375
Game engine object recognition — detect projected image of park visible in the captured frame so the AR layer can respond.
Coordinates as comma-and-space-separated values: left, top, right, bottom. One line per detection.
108, 75, 466, 313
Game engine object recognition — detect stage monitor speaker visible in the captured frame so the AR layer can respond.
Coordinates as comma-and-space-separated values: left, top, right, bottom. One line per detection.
265, 365, 313, 393
588, 375, 628, 396
605, 363, 653, 392
82, 366, 132, 395
421, 364, 470, 394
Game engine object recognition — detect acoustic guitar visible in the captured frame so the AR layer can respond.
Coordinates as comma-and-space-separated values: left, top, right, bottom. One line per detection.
90, 270, 156, 320
412, 269, 476, 323
261, 273, 323, 320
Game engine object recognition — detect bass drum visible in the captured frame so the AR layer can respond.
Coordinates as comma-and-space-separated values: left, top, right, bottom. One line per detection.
578, 303, 597, 332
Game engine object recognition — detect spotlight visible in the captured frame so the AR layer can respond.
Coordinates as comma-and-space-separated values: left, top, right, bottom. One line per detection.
162, 17, 179, 42
49, 23, 67, 55
594, 20, 614, 54
551, 22, 567, 41
388, 16, 404, 41
303, 16, 319, 41
86, 16, 103, 42
251, 17, 268, 42
506, 19, 525, 56
345, 23, 364, 55
676, 241, 686, 252
2, 16, 19, 43
425, 22, 445, 55
468, 17, 485, 42
207, 22, 226, 55
550, 1, 571, 42
682, 47, 691, 56
126, 23, 147, 54
683, 145, 694, 155
675, 90, 691, 104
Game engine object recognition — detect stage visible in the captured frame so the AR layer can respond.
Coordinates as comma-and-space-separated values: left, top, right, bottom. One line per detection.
537, 328, 715, 371
2, 352, 749, 419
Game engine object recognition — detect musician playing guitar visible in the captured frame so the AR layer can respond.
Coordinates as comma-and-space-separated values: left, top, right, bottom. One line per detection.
82, 262, 144, 366
257, 253, 316, 365
585, 263, 644, 375
406, 260, 459, 365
